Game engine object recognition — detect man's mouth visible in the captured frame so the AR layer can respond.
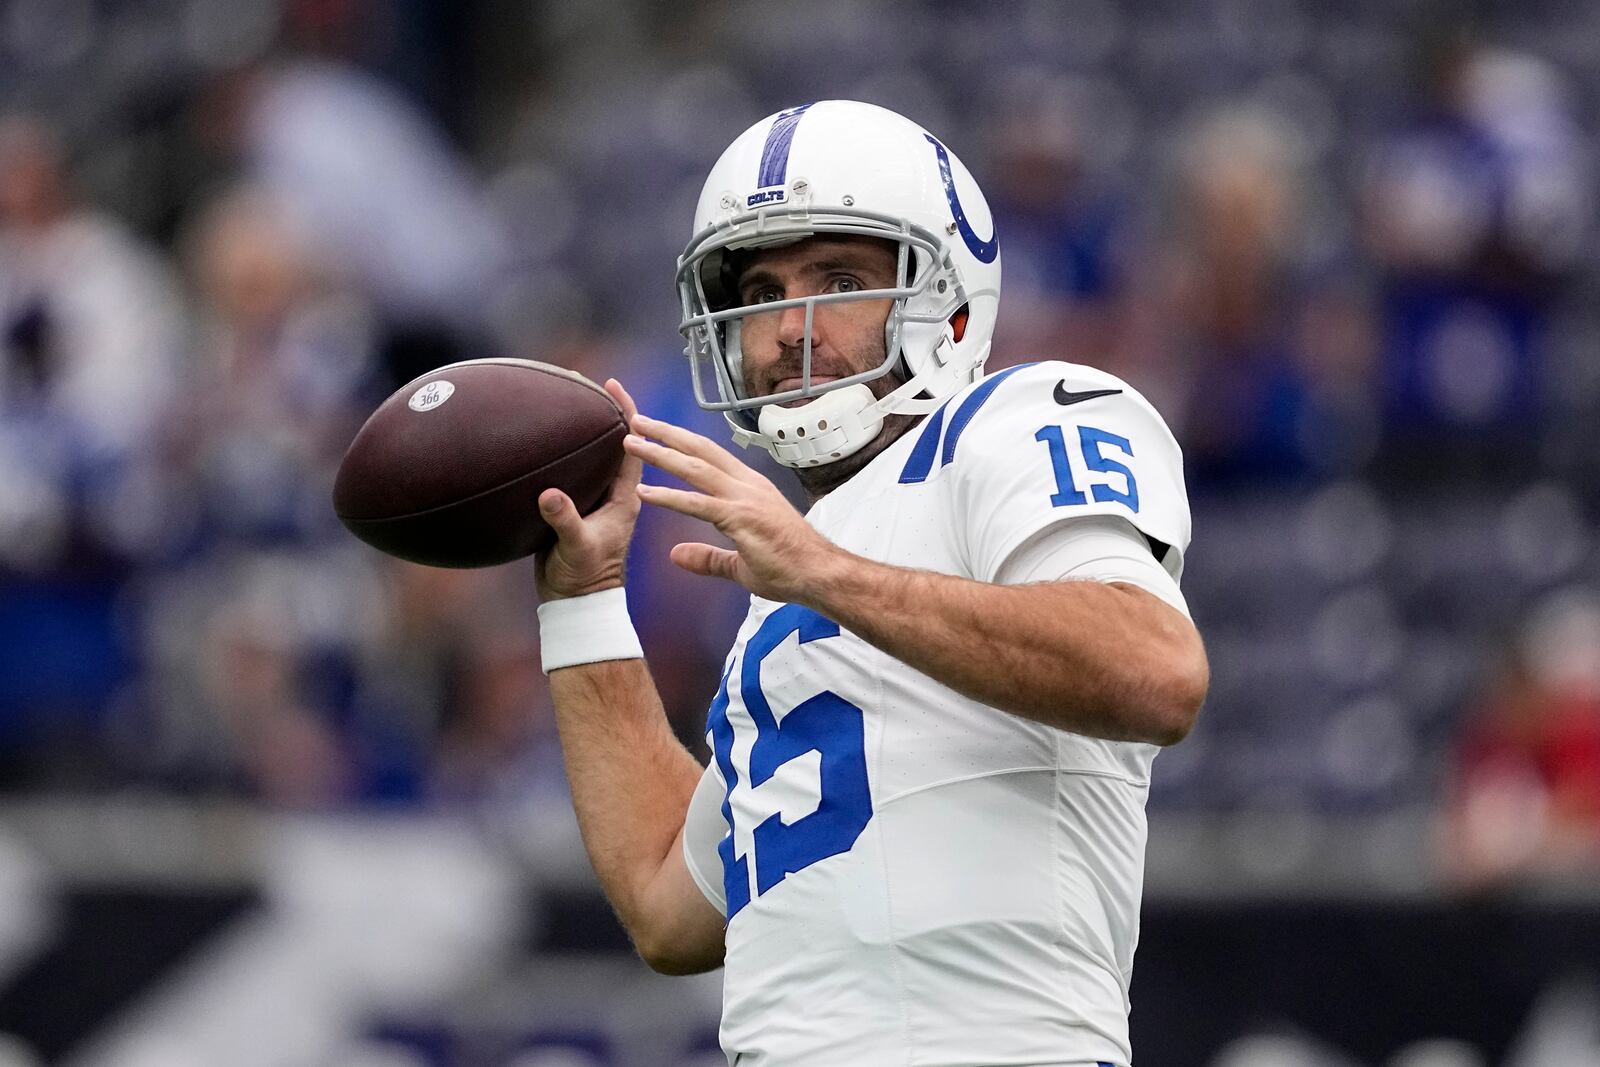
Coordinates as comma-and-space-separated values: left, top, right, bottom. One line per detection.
773, 374, 838, 398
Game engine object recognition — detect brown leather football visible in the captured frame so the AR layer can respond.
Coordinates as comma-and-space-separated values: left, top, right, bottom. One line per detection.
333, 359, 627, 568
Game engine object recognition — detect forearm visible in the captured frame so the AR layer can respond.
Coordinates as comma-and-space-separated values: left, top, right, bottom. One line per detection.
805, 553, 1206, 744
621, 405, 1205, 742
548, 658, 705, 931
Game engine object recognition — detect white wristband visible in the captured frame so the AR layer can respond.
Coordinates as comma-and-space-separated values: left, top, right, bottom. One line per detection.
537, 587, 644, 673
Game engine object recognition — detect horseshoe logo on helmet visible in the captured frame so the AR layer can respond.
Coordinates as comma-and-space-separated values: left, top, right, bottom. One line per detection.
924, 134, 999, 264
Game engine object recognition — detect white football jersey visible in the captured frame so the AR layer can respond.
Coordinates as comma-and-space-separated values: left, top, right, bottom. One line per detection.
681, 360, 1192, 1067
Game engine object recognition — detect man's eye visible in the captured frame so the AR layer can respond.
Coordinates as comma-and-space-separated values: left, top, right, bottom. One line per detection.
831, 277, 863, 294
750, 288, 782, 304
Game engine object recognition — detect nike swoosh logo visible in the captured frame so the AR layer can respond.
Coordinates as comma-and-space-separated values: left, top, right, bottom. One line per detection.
1053, 382, 1123, 406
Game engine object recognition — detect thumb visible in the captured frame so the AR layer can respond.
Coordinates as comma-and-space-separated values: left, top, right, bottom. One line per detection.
671, 542, 742, 583
539, 489, 587, 545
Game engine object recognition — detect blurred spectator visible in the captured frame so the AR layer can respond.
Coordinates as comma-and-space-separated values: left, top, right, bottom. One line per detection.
123, 185, 402, 804
197, 565, 358, 807
0, 112, 188, 571
136, 548, 554, 809
197, 50, 509, 386
1363, 38, 1590, 474
1442, 590, 1600, 892
164, 183, 377, 550
344, 558, 549, 810
0, 113, 185, 778
984, 75, 1138, 372
1140, 105, 1376, 486
0, 113, 185, 459
429, 615, 557, 806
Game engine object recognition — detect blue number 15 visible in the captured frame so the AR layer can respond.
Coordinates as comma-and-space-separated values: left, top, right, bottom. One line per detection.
1034, 424, 1139, 512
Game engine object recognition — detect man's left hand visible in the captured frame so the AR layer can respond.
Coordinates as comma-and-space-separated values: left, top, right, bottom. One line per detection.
624, 413, 845, 603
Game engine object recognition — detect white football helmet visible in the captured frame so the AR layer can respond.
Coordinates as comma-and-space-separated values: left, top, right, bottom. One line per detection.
677, 100, 1002, 468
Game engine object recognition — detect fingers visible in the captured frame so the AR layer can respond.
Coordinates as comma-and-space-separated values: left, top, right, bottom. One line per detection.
636, 482, 723, 523
603, 380, 645, 500
671, 542, 742, 583
630, 412, 747, 478
611, 384, 742, 499
624, 433, 736, 495
604, 378, 638, 423
607, 439, 644, 504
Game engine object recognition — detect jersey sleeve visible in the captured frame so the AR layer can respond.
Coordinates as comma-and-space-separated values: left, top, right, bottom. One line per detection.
681, 762, 728, 917
995, 514, 1191, 617
945, 362, 1191, 584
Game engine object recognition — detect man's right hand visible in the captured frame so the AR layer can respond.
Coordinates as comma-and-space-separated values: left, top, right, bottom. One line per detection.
536, 378, 644, 601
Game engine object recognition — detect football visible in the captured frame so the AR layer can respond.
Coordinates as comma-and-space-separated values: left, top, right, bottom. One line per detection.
333, 359, 628, 568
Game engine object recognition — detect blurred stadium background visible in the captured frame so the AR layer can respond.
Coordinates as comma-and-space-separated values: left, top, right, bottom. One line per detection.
0, 0, 1597, 1064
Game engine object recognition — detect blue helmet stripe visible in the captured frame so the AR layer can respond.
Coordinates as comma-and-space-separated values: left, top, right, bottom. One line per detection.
756, 103, 814, 189
924, 134, 999, 264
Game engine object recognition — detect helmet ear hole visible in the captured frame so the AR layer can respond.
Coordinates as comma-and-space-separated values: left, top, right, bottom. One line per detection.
950, 304, 970, 343
704, 249, 747, 311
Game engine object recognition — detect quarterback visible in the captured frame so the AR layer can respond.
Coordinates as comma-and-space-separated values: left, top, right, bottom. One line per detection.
533, 101, 1207, 1067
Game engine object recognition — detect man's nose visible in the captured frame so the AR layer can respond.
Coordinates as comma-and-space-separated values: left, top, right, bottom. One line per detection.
776, 299, 816, 350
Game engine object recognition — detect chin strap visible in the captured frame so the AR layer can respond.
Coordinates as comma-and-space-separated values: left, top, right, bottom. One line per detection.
744, 384, 883, 468
733, 375, 954, 469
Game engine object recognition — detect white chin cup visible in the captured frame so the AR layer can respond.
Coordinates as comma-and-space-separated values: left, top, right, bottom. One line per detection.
741, 384, 885, 468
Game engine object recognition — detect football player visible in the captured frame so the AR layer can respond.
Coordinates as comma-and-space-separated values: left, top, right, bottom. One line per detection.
533, 101, 1207, 1067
